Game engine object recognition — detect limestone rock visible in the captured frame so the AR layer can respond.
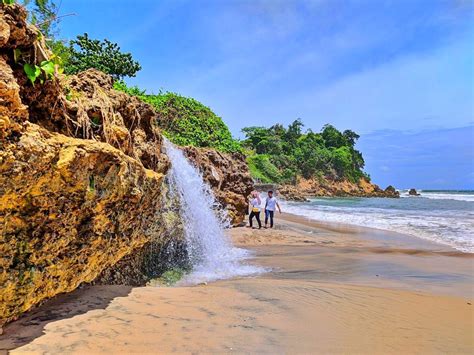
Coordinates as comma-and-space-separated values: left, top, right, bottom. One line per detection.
277, 185, 308, 202
183, 146, 254, 225
0, 55, 27, 137
0, 4, 37, 49
0, 4, 171, 328
0, 123, 166, 326
296, 177, 400, 198
0, 12, 10, 47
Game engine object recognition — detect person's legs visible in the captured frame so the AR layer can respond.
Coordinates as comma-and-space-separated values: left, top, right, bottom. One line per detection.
255, 212, 262, 228
269, 210, 274, 228
264, 209, 269, 227
249, 211, 255, 227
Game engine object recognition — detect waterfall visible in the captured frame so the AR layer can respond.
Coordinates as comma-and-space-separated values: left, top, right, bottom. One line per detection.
164, 139, 264, 284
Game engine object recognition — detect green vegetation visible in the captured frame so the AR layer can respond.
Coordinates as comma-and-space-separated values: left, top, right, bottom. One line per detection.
158, 268, 185, 286
64, 34, 141, 79
21, 1, 140, 79
25, 0, 59, 39
147, 268, 187, 287
242, 120, 368, 183
114, 81, 242, 153
16, 0, 241, 152
23, 60, 54, 84
246, 154, 281, 183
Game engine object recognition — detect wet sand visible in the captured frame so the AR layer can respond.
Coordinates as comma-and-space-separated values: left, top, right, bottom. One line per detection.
2, 214, 473, 354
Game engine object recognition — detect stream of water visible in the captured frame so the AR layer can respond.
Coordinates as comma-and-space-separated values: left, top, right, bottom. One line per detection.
164, 139, 264, 284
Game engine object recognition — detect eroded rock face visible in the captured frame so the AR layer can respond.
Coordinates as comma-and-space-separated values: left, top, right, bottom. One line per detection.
291, 177, 400, 198
277, 185, 308, 202
0, 124, 165, 324
183, 147, 254, 225
0, 3, 254, 327
0, 4, 171, 327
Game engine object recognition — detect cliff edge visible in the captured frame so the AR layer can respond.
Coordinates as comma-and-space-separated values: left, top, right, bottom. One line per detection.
0, 4, 172, 328
0, 4, 255, 328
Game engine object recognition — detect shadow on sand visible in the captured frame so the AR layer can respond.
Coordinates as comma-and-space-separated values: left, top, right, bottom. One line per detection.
0, 285, 133, 353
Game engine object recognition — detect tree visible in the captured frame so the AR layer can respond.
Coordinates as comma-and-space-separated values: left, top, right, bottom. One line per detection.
241, 126, 276, 154
22, 0, 73, 64
342, 129, 360, 147
23, 0, 60, 39
331, 146, 353, 179
65, 33, 141, 79
284, 118, 304, 151
294, 132, 326, 178
242, 120, 368, 184
321, 124, 346, 148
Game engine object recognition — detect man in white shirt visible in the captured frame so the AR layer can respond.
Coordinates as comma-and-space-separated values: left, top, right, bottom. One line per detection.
264, 190, 282, 228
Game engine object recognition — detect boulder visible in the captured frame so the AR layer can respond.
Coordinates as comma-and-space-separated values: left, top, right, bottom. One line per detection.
409, 188, 420, 196
277, 185, 308, 202
384, 185, 400, 197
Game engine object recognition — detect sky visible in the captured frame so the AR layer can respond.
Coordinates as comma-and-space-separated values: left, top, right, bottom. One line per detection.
56, 0, 473, 189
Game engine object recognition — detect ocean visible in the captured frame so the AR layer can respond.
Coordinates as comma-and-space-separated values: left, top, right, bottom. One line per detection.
280, 190, 474, 253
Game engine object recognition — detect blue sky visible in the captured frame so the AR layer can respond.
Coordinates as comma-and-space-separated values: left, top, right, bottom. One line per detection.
57, 0, 473, 189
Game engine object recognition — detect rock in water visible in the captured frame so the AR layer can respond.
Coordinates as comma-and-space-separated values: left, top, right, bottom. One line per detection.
384, 185, 399, 197
409, 188, 421, 196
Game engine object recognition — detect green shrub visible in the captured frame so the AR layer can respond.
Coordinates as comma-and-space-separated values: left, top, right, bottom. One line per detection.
114, 81, 241, 153
247, 154, 282, 183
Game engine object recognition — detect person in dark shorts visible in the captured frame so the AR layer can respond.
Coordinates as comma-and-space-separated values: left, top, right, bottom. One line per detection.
264, 190, 281, 228
248, 190, 262, 229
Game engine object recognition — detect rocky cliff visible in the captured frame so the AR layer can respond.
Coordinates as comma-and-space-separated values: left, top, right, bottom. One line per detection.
279, 178, 399, 200
0, 4, 173, 328
0, 4, 254, 328
183, 146, 254, 225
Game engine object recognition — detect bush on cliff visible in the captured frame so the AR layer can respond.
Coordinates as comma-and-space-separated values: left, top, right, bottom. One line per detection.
22, 1, 141, 79
64, 33, 142, 79
114, 81, 242, 153
19, 0, 239, 153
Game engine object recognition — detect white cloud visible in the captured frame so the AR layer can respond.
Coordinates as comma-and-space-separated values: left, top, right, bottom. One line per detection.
290, 33, 474, 133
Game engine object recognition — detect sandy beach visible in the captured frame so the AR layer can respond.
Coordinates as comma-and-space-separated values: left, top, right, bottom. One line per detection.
1, 213, 473, 354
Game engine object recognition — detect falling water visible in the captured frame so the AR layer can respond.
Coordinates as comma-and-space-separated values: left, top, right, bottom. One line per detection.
164, 139, 264, 284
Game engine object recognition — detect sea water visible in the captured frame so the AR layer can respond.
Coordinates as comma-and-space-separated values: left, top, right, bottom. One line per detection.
164, 139, 264, 284
281, 190, 474, 252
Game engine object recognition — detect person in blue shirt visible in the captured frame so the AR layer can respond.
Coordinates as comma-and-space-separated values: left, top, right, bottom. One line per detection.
264, 190, 281, 228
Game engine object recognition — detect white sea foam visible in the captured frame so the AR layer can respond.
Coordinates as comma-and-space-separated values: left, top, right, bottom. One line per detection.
164, 139, 265, 284
399, 190, 474, 202
281, 197, 474, 253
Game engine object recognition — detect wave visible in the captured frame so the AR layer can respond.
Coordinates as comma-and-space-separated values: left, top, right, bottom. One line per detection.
399, 190, 474, 202
281, 202, 474, 253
